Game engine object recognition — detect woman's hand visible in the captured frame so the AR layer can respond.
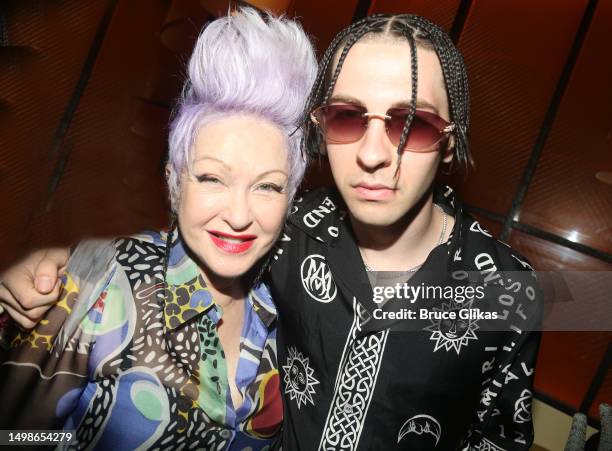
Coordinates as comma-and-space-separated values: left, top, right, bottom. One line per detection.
0, 248, 70, 328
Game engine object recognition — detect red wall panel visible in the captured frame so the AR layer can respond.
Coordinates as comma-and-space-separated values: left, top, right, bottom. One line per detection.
453, 0, 589, 215
510, 229, 612, 415
26, 1, 183, 247
290, 0, 359, 55
369, 0, 460, 33
589, 366, 611, 419
0, 0, 112, 268
536, 331, 610, 414
520, 1, 612, 254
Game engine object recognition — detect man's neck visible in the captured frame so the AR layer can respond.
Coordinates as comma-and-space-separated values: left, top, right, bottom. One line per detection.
352, 192, 453, 272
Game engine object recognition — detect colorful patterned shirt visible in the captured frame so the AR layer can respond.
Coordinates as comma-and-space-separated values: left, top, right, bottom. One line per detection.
0, 231, 282, 450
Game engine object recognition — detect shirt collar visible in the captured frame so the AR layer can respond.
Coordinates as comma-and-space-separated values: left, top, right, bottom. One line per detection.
432, 185, 466, 270
289, 185, 464, 252
247, 283, 277, 329
163, 230, 277, 330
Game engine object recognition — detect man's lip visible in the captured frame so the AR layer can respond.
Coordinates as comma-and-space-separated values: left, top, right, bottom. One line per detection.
352, 183, 396, 200
353, 183, 394, 190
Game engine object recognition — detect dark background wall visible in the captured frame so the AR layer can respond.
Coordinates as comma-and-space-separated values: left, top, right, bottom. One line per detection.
1, 0, 610, 427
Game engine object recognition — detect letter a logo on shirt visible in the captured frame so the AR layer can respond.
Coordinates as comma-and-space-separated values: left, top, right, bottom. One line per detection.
300, 254, 337, 303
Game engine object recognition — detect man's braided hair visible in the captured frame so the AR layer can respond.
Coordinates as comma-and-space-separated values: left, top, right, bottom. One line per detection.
301, 14, 471, 170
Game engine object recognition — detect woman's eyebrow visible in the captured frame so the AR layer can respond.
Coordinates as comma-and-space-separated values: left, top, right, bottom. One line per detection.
257, 169, 288, 177
192, 156, 231, 169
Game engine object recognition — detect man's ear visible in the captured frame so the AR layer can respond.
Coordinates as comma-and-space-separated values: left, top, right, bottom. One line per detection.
318, 140, 328, 156
442, 135, 455, 163
165, 164, 172, 179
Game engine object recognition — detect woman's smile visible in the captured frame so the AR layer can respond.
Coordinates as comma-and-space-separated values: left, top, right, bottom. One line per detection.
208, 230, 257, 254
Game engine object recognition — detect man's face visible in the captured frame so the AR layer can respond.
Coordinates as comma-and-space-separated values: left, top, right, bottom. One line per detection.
326, 40, 452, 228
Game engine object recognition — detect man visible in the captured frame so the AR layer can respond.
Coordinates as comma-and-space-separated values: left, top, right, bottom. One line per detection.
1, 14, 540, 450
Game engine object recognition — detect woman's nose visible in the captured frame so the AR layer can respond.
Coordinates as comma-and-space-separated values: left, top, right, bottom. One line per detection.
223, 190, 253, 230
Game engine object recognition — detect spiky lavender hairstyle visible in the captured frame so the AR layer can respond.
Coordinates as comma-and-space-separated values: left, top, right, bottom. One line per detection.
167, 8, 317, 210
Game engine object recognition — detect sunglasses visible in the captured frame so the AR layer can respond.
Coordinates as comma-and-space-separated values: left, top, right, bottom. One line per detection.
310, 104, 455, 152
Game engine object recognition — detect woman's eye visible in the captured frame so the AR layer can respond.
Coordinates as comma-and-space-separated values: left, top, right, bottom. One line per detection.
257, 183, 284, 193
195, 174, 221, 184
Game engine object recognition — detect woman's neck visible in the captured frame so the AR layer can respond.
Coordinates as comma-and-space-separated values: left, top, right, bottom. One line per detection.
200, 269, 247, 308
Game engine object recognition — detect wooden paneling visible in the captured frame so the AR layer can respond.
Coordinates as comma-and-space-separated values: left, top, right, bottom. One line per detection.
536, 332, 610, 414
290, 0, 359, 55
520, 1, 612, 254
589, 364, 611, 420
451, 0, 589, 215
369, 0, 460, 33
27, 1, 182, 247
0, 0, 113, 268
510, 230, 612, 413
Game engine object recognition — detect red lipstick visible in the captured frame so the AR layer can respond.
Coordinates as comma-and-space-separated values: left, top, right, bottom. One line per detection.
208, 230, 256, 254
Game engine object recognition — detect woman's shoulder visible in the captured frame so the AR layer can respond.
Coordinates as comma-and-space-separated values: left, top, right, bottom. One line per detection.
112, 230, 170, 271
56, 230, 169, 349
121, 230, 169, 248
114, 230, 169, 257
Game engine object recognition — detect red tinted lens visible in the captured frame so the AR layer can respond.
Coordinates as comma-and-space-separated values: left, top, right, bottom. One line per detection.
318, 104, 367, 143
387, 109, 449, 151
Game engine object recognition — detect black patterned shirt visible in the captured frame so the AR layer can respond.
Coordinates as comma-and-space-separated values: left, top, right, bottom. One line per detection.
269, 186, 542, 450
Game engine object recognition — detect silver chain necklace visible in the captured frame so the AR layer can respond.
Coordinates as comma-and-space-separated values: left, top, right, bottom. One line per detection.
364, 204, 447, 272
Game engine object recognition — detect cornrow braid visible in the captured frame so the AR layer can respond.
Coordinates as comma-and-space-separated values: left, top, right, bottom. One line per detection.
304, 14, 390, 114
307, 22, 362, 102
392, 22, 419, 178
301, 15, 392, 158
321, 25, 370, 105
408, 15, 471, 168
302, 14, 471, 170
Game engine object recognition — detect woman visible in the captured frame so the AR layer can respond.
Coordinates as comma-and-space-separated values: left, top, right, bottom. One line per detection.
0, 8, 316, 450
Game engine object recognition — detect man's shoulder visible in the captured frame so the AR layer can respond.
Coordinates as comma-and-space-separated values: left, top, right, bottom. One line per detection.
459, 214, 534, 273
458, 214, 542, 326
286, 187, 343, 236
290, 186, 339, 215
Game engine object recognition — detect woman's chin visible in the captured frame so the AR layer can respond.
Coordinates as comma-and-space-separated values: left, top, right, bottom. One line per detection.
201, 255, 263, 283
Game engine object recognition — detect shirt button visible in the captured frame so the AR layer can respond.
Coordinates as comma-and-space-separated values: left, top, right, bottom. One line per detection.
343, 404, 353, 414
220, 429, 232, 439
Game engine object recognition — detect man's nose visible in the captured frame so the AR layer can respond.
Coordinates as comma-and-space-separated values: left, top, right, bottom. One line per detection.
356, 116, 394, 171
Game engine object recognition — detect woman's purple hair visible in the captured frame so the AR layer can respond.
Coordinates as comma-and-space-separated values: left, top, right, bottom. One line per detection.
167, 8, 317, 209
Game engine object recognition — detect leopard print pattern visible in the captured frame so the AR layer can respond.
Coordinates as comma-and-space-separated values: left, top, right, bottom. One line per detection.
163, 273, 212, 330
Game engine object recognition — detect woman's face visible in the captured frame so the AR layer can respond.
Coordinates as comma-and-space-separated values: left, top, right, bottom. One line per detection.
177, 115, 289, 281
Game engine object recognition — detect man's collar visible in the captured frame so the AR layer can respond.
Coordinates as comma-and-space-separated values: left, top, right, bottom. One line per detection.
288, 187, 346, 246
432, 185, 466, 269
289, 185, 463, 249
163, 231, 277, 330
